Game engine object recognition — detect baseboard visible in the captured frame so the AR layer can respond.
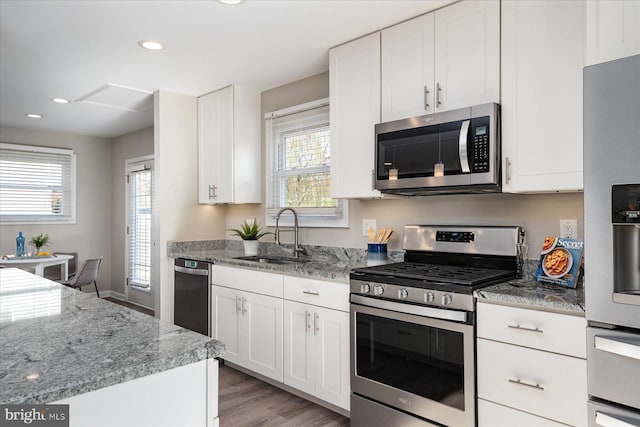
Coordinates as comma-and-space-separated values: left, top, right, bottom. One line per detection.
104, 291, 154, 311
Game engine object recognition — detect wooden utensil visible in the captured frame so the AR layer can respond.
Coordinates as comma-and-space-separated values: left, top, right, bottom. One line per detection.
367, 227, 376, 243
382, 227, 393, 244
376, 228, 386, 243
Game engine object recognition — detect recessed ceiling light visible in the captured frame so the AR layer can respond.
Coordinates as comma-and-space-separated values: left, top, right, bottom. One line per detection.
26, 113, 43, 119
138, 40, 165, 51
218, 0, 245, 5
52, 98, 70, 104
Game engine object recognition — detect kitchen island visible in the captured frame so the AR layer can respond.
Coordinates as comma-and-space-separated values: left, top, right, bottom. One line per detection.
0, 268, 224, 427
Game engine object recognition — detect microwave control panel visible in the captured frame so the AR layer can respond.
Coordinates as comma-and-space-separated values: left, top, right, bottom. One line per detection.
471, 120, 490, 172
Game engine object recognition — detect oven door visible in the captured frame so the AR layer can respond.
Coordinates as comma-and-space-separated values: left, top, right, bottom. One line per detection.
351, 295, 475, 427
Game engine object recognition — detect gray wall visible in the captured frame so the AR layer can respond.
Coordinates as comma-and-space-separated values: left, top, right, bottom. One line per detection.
110, 127, 154, 297
0, 126, 113, 291
227, 72, 584, 257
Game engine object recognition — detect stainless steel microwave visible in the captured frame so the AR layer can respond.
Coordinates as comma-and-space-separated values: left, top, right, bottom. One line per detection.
374, 103, 500, 195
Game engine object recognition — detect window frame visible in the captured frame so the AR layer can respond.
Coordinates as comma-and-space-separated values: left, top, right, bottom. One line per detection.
264, 98, 348, 228
0, 143, 77, 225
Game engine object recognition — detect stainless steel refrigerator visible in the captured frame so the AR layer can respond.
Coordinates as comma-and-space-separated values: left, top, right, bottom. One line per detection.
584, 54, 640, 426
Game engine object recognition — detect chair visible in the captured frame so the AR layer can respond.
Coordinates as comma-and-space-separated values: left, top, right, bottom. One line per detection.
43, 251, 78, 281
61, 256, 102, 297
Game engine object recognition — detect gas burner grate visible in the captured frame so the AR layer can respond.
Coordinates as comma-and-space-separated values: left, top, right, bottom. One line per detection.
359, 262, 514, 286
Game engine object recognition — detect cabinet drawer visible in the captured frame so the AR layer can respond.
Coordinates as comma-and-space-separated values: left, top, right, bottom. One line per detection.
477, 302, 586, 358
478, 399, 567, 427
478, 339, 587, 426
283, 276, 349, 312
211, 265, 283, 297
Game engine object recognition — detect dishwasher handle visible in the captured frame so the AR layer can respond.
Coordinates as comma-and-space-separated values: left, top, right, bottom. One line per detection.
174, 265, 209, 276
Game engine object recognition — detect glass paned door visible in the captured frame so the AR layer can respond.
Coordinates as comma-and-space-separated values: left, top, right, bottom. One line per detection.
127, 166, 152, 289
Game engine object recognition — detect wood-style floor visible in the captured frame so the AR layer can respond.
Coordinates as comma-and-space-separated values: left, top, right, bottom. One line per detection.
219, 364, 350, 427
104, 297, 154, 317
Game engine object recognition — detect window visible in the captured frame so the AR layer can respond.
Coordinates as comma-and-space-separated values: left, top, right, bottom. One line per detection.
126, 158, 153, 291
265, 98, 348, 227
0, 143, 76, 224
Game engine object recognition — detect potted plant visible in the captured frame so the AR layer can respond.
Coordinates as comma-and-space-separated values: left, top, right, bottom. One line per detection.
228, 219, 272, 256
29, 233, 50, 256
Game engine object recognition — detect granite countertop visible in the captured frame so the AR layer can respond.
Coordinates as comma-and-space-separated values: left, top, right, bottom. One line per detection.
476, 278, 585, 316
167, 240, 403, 284
0, 268, 224, 404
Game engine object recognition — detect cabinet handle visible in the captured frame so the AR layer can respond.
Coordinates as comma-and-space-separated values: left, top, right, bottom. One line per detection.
505, 157, 512, 184
242, 297, 247, 316
423, 85, 430, 109
235, 296, 242, 314
209, 184, 218, 200
595, 411, 637, 427
302, 290, 319, 296
508, 378, 544, 391
314, 313, 319, 335
508, 324, 543, 333
306, 310, 312, 333
436, 82, 442, 107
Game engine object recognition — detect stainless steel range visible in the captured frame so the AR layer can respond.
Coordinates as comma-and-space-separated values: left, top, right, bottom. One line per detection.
350, 225, 523, 427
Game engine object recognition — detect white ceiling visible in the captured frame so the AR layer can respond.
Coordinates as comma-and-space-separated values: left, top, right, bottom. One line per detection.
0, 0, 454, 139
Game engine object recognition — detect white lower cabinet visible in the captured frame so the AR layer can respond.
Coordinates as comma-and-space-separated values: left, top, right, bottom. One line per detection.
283, 300, 350, 410
211, 285, 283, 382
477, 302, 587, 426
211, 266, 350, 411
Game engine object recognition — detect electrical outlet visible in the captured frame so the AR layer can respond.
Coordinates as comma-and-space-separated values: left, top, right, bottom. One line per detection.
559, 219, 578, 239
362, 219, 376, 237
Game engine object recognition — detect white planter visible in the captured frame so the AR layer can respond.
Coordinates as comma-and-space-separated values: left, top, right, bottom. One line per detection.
243, 240, 259, 256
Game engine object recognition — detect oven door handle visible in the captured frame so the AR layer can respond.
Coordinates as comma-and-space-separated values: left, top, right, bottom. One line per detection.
350, 294, 467, 323
594, 336, 640, 361
595, 411, 637, 427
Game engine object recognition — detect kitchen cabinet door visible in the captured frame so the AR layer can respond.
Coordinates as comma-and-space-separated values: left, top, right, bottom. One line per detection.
283, 300, 315, 395
313, 305, 350, 410
211, 286, 241, 365
501, 0, 585, 193
283, 301, 350, 411
242, 291, 284, 382
212, 285, 283, 382
330, 32, 382, 198
433, 0, 500, 112
381, 13, 435, 121
198, 85, 261, 204
587, 0, 640, 66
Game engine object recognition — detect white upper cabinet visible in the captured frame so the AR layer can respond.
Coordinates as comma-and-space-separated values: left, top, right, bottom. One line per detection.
198, 85, 261, 204
381, 0, 500, 122
587, 0, 640, 66
433, 0, 500, 112
501, 0, 585, 193
381, 13, 435, 120
330, 32, 382, 199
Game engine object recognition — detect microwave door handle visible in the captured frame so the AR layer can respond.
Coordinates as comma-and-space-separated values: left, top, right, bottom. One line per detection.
459, 120, 471, 173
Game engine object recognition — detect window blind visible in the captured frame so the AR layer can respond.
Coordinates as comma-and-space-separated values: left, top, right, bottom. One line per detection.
0, 143, 76, 224
127, 166, 152, 289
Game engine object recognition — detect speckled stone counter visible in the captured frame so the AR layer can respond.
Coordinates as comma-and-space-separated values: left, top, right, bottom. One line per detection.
0, 268, 224, 404
168, 240, 404, 284
476, 278, 585, 316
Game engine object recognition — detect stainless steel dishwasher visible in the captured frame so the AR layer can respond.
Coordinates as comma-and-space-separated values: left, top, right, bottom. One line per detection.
174, 258, 210, 336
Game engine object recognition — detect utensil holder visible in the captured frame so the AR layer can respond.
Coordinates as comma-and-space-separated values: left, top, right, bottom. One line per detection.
367, 243, 388, 266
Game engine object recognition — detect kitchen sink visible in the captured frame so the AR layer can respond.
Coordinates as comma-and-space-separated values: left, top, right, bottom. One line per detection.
235, 255, 309, 265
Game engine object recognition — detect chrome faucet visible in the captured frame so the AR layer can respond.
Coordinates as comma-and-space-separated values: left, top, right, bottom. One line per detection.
274, 208, 305, 258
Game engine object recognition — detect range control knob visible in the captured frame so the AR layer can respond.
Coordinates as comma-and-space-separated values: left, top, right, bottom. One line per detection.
442, 294, 453, 306
374, 285, 384, 296
360, 283, 371, 294
425, 291, 435, 303
398, 288, 408, 300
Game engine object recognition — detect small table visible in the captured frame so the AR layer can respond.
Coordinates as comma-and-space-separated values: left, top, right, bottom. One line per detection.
0, 254, 73, 281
